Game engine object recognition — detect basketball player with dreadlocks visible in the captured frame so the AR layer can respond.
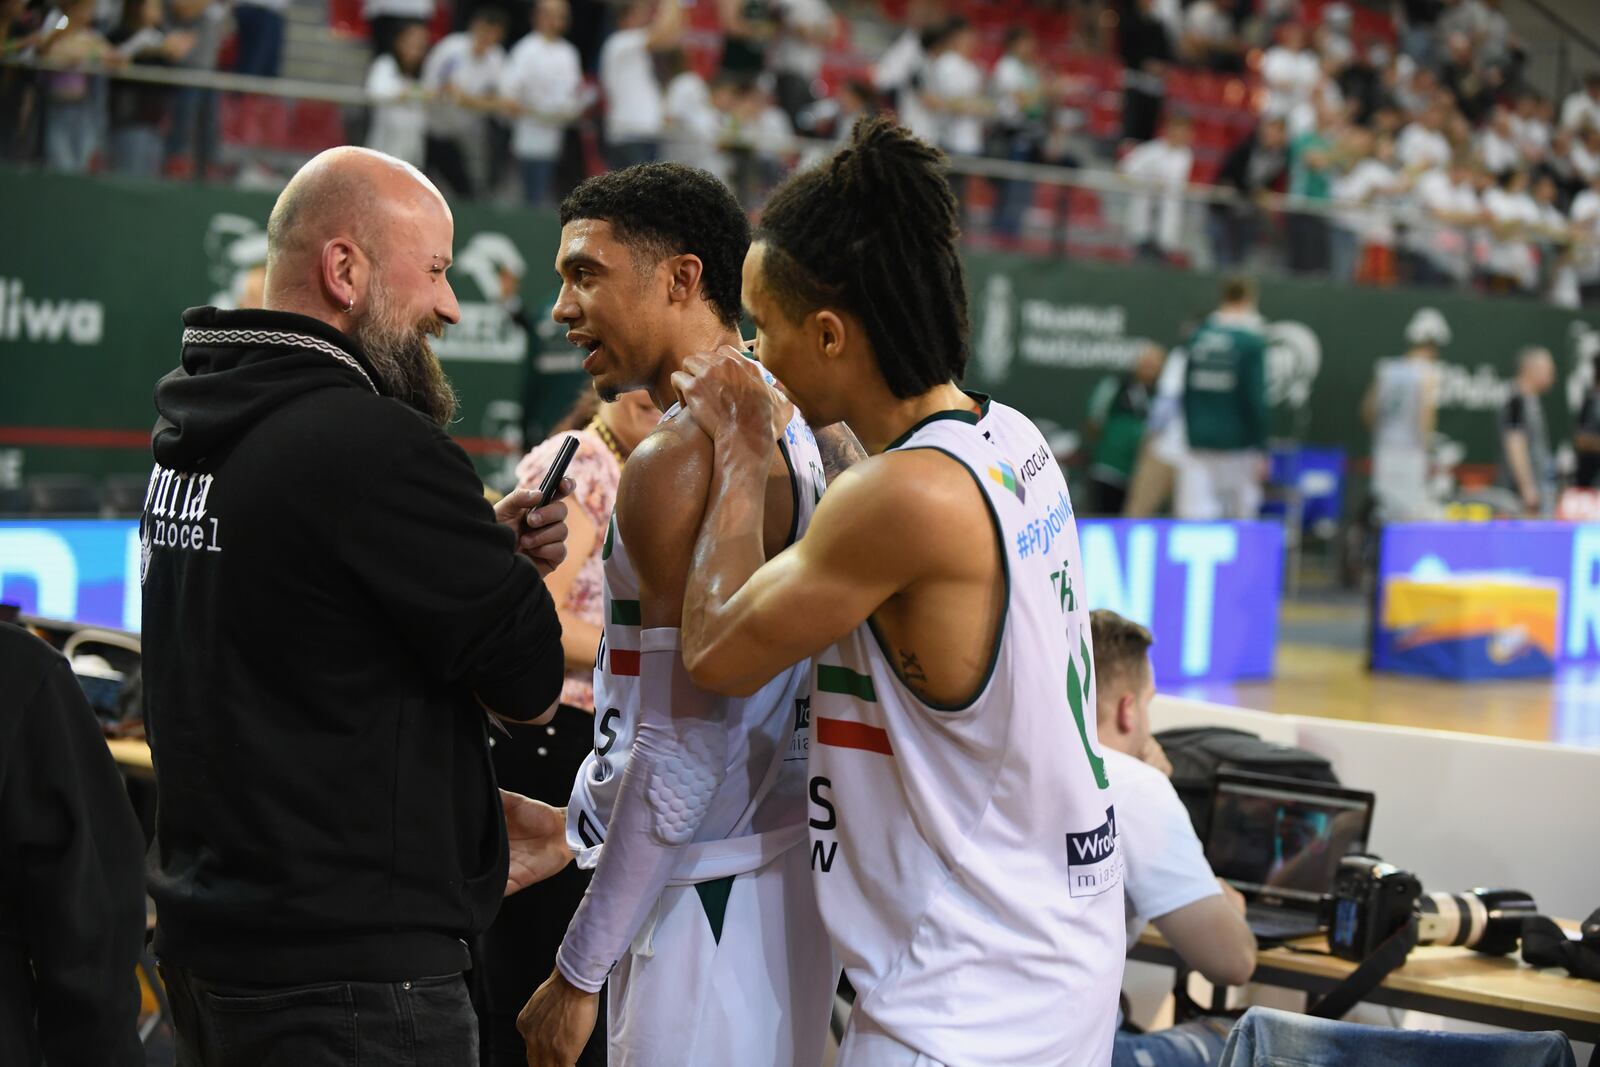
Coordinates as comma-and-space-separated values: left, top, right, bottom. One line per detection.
516, 163, 843, 1067
672, 118, 1126, 1066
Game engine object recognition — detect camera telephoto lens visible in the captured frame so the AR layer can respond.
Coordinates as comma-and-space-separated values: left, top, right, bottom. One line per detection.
1416, 889, 1537, 955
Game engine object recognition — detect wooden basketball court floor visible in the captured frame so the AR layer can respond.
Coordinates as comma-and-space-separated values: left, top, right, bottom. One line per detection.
1176, 600, 1600, 750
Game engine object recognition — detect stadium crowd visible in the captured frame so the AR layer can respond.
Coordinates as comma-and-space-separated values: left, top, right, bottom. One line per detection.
2, 0, 1598, 304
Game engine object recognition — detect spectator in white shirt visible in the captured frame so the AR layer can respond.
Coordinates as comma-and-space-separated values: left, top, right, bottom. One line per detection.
990, 28, 1046, 240
421, 8, 506, 198
924, 17, 987, 218
1333, 128, 1406, 283
1482, 167, 1541, 292
363, 0, 434, 58
499, 0, 583, 206
1476, 104, 1521, 177
1571, 171, 1600, 304
1511, 91, 1552, 159
1261, 23, 1321, 121
1396, 102, 1452, 172
1405, 155, 1484, 285
365, 21, 431, 166
1090, 609, 1256, 1067
1121, 115, 1195, 260
872, 0, 943, 104
768, 0, 837, 122
660, 49, 722, 176
598, 0, 683, 170
1532, 174, 1580, 308
1561, 73, 1600, 134
923, 17, 985, 156
1573, 125, 1600, 184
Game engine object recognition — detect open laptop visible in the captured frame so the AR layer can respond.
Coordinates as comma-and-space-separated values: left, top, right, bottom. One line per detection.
1204, 771, 1376, 942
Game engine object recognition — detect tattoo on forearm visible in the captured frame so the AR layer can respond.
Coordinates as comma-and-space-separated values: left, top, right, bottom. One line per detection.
899, 650, 928, 688
816, 423, 868, 484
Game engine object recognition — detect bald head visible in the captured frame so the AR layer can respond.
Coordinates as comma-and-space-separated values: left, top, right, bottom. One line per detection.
260, 147, 463, 427
264, 146, 451, 316
1518, 347, 1554, 393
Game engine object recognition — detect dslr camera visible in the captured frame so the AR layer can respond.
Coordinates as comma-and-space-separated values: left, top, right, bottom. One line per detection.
1328, 855, 1536, 962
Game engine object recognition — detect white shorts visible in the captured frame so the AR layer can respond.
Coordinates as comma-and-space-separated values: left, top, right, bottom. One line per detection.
1372, 446, 1435, 522
607, 841, 836, 1067
1177, 449, 1263, 521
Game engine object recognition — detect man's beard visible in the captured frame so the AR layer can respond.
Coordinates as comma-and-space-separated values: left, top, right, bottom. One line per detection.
354, 288, 458, 427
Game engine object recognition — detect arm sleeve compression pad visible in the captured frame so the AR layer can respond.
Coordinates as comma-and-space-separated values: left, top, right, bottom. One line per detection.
556, 629, 728, 993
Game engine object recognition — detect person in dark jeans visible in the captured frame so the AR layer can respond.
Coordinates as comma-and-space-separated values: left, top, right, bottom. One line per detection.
1574, 361, 1600, 490
0, 622, 147, 1067
231, 0, 285, 78
1209, 117, 1289, 269
141, 148, 574, 1066
1118, 0, 1173, 144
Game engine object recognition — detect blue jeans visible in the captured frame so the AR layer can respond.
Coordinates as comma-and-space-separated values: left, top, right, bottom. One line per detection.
518, 156, 556, 206
606, 139, 659, 170
45, 98, 99, 173
110, 125, 163, 178
232, 4, 285, 78
1329, 226, 1359, 284
165, 87, 219, 174
1115, 1020, 1230, 1067
991, 136, 1037, 240
1217, 1007, 1575, 1067
160, 964, 477, 1067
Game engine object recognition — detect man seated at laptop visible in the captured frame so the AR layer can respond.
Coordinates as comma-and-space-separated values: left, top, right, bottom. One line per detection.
1092, 609, 1256, 1067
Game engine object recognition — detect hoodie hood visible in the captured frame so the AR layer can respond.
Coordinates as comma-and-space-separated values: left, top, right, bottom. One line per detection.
153, 307, 388, 468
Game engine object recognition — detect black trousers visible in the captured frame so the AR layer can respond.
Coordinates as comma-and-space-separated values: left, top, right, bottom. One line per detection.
1091, 476, 1129, 517
161, 964, 476, 1066
426, 134, 475, 200
476, 704, 606, 1067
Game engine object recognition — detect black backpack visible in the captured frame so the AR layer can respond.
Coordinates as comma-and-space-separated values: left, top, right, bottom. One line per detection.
1155, 726, 1339, 841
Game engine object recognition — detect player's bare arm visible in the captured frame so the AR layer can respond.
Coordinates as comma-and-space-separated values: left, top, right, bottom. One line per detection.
673, 350, 1003, 704
519, 408, 799, 1067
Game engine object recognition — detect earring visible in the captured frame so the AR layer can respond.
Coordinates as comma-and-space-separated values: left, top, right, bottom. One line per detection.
344, 300, 354, 313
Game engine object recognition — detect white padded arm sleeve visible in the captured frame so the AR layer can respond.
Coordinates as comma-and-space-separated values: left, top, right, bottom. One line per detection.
555, 632, 726, 993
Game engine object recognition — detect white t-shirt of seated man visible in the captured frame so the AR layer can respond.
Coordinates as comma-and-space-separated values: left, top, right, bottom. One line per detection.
1104, 747, 1222, 950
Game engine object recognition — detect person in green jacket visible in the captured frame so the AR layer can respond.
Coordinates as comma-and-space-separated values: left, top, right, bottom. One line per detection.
1085, 343, 1164, 515
1179, 276, 1269, 519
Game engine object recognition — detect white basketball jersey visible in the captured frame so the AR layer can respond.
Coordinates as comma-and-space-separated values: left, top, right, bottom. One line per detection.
807, 397, 1125, 1067
567, 398, 829, 882
1374, 354, 1436, 454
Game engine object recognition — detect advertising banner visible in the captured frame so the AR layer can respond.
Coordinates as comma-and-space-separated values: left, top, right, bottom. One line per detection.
1, 517, 1284, 683
1377, 522, 1600, 670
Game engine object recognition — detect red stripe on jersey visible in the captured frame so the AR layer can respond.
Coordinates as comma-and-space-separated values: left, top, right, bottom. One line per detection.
609, 648, 641, 676
815, 717, 894, 756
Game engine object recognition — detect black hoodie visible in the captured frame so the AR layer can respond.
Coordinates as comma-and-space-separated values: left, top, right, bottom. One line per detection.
141, 307, 564, 985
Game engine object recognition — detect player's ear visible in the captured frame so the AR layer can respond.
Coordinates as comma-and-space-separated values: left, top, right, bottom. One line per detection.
1116, 693, 1135, 736
666, 253, 705, 306
814, 309, 845, 361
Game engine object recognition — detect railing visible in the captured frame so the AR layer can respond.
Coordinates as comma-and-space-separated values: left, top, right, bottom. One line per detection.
3, 54, 1595, 306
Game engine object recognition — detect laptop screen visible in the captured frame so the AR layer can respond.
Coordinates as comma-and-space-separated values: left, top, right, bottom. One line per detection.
1205, 775, 1374, 904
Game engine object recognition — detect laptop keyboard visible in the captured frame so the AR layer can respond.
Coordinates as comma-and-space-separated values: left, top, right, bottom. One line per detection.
1245, 902, 1324, 941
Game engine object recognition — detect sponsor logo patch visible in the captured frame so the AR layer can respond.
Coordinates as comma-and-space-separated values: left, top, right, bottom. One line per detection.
1066, 806, 1122, 898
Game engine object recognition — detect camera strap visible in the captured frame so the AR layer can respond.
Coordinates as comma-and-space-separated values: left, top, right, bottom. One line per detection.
1309, 915, 1420, 1019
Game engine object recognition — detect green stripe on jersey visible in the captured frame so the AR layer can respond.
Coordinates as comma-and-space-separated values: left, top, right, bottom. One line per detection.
817, 664, 876, 702
610, 599, 641, 626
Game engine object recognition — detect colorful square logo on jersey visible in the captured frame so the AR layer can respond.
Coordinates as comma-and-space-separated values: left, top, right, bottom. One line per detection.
988, 462, 1026, 504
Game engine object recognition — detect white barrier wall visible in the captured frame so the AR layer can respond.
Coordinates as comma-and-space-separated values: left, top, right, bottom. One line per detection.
1147, 696, 1600, 918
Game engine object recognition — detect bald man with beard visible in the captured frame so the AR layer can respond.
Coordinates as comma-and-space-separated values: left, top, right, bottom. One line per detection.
141, 147, 577, 1066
